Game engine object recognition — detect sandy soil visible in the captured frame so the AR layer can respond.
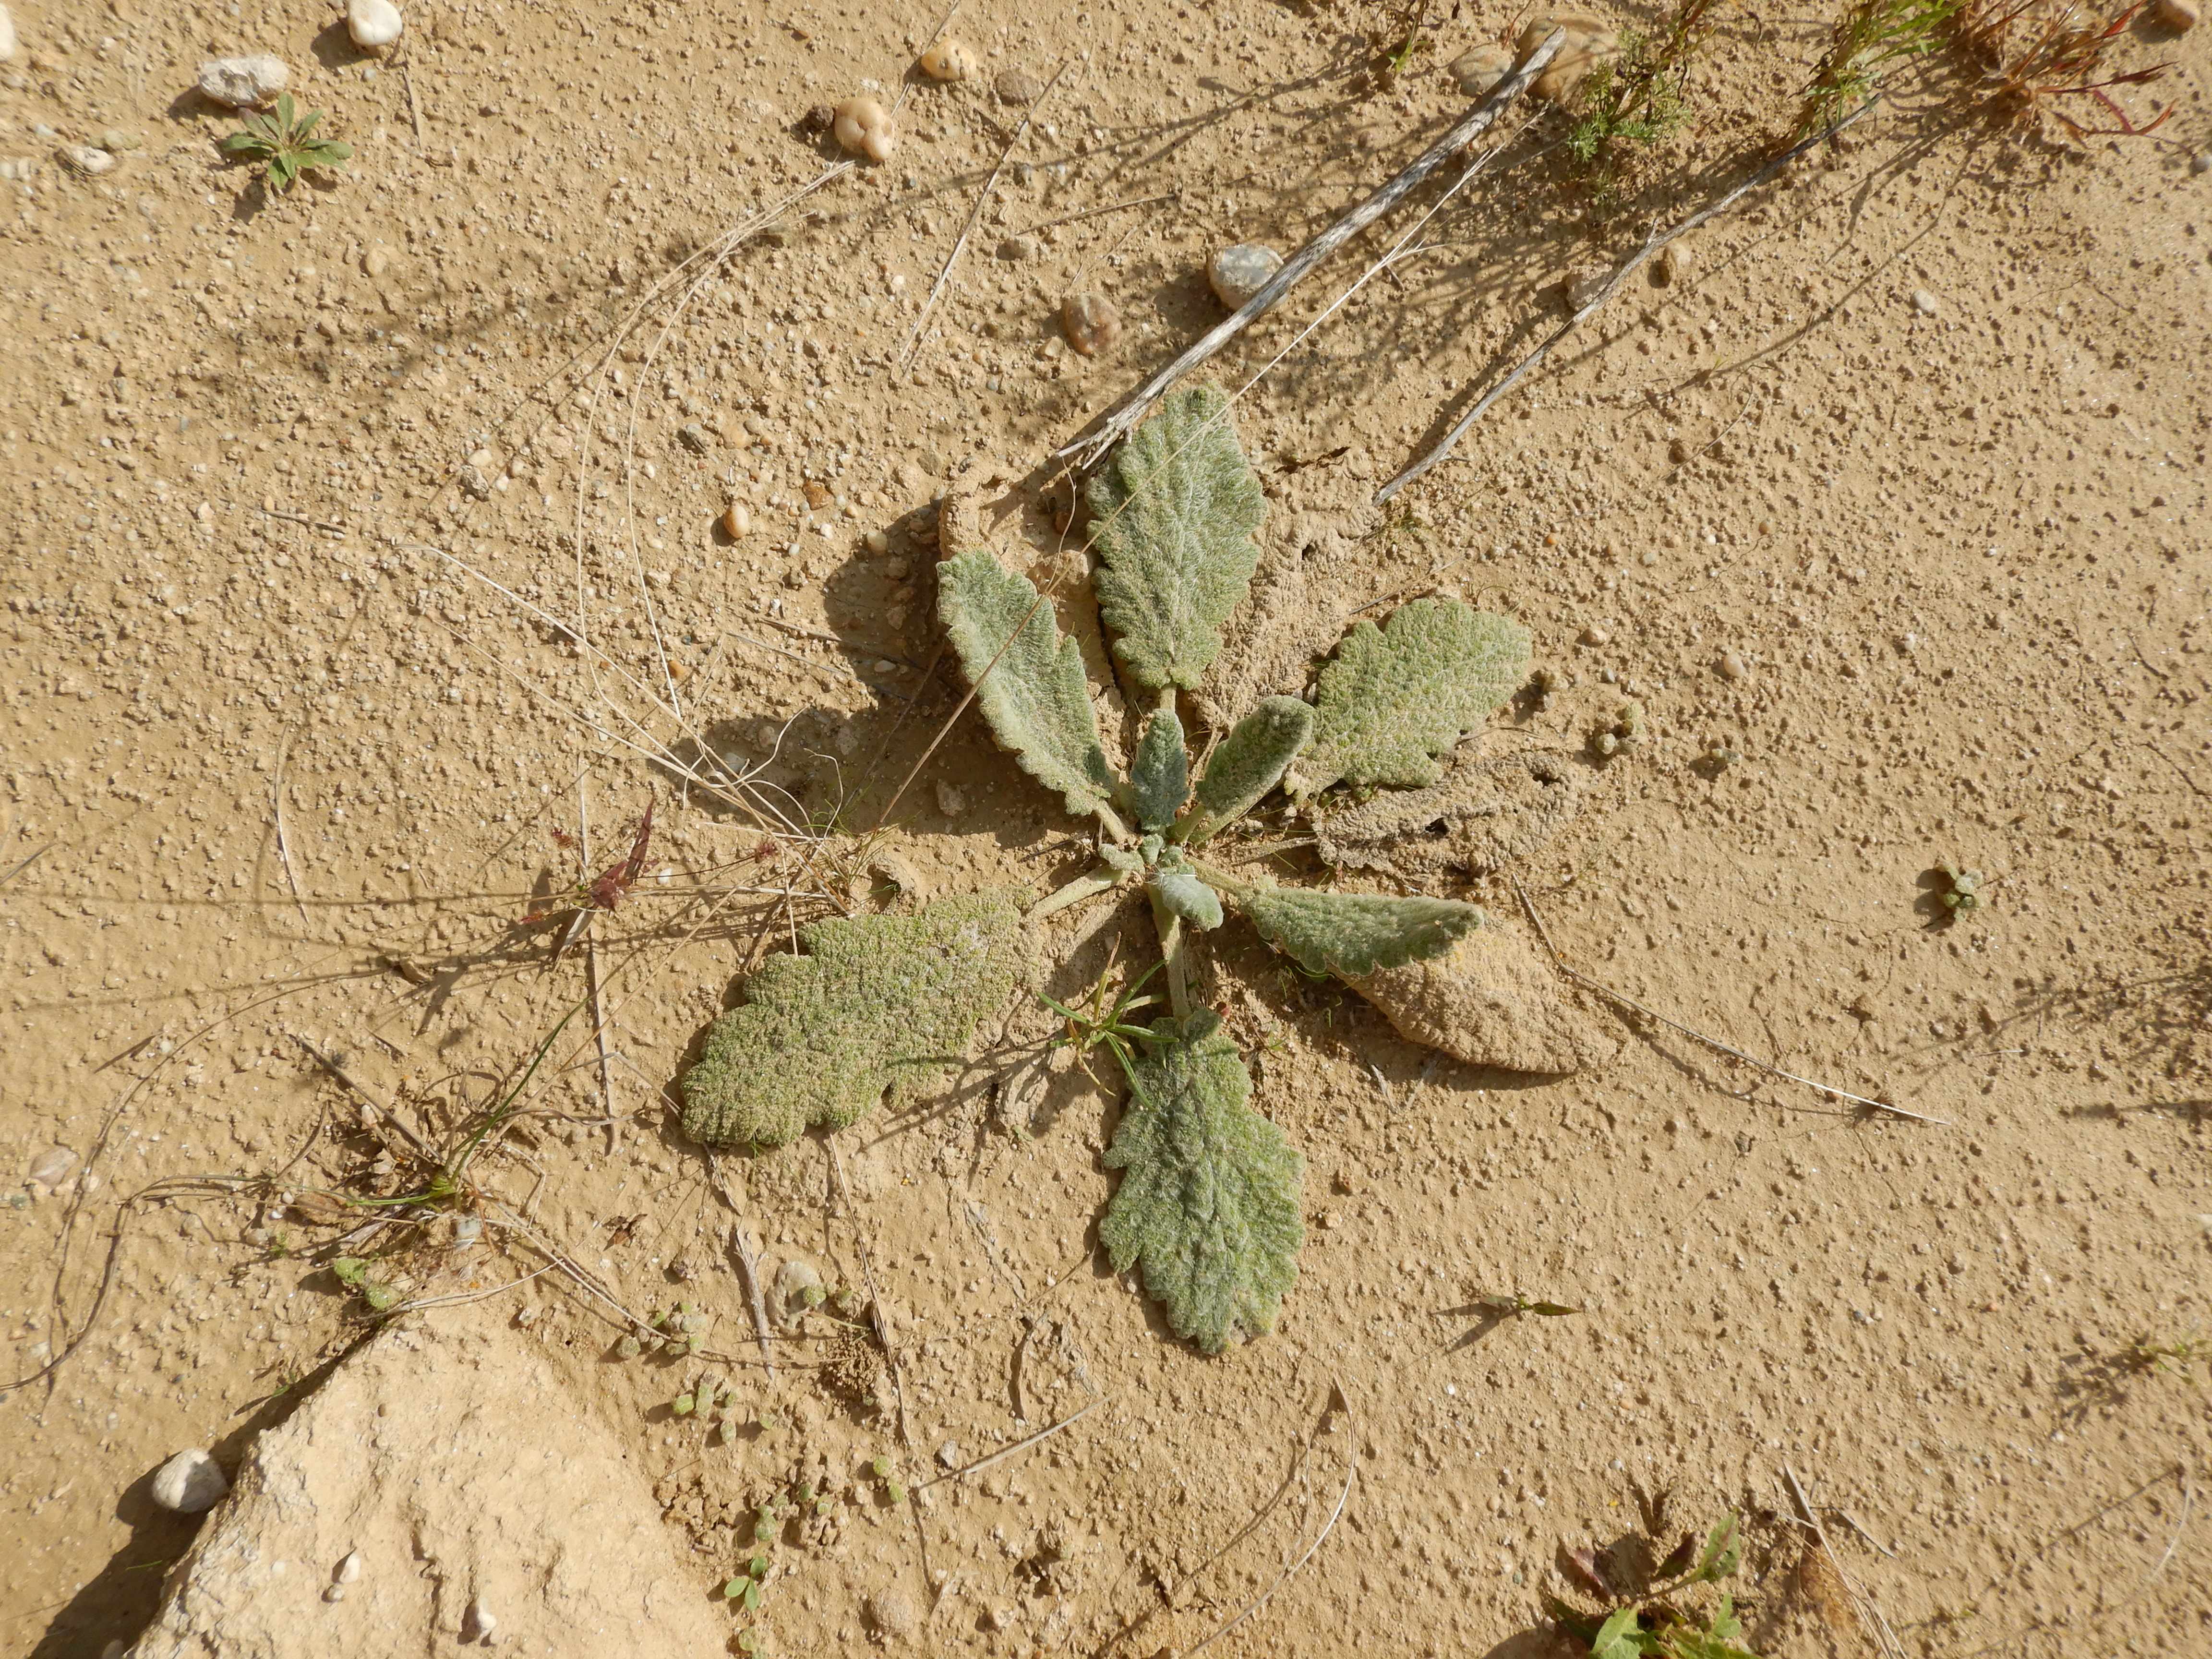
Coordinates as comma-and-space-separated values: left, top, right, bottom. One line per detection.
3, 0, 2209, 1654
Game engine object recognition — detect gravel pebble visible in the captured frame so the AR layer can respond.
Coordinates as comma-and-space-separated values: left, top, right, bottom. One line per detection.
937, 1441, 961, 1468
773, 1257, 822, 1322
1059, 291, 1120, 355
1911, 288, 1940, 316
28, 1145, 78, 1187
1580, 624, 1610, 647
832, 97, 895, 162
1449, 43, 1511, 96
56, 144, 115, 177
918, 38, 978, 81
1208, 242, 1282, 309
346, 0, 403, 50
0, 3, 15, 63
994, 67, 1046, 105
996, 233, 1041, 262
151, 1448, 229, 1514
334, 1550, 363, 1584
461, 1598, 496, 1643
2151, 0, 2197, 29
935, 780, 965, 816
197, 55, 289, 108
1719, 650, 1749, 681
720, 503, 750, 540
1655, 239, 1693, 286
867, 1587, 919, 1639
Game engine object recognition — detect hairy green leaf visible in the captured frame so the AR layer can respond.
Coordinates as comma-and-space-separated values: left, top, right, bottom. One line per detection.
219, 131, 267, 156
1129, 706, 1189, 832
1085, 383, 1267, 692
1287, 599, 1531, 797
1590, 1608, 1653, 1659
937, 548, 1120, 824
1691, 1515, 1742, 1585
1214, 874, 1483, 977
1175, 695, 1313, 844
1100, 1013, 1303, 1354
681, 890, 1037, 1149
299, 141, 353, 168
1148, 866, 1223, 931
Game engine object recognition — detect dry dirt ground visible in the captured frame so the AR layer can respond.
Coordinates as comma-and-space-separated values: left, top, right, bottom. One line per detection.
3, 0, 2210, 1654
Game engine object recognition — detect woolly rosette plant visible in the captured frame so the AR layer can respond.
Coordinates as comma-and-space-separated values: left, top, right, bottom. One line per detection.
683, 383, 1532, 1355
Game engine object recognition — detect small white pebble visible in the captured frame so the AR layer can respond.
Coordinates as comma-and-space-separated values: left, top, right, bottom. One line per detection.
334, 1550, 363, 1584
1911, 288, 1939, 316
56, 144, 116, 177
28, 1145, 78, 1187
462, 1597, 497, 1643
1719, 650, 1748, 681
864, 528, 889, 553
151, 1448, 229, 1514
0, 3, 17, 63
345, 0, 403, 50
721, 502, 751, 540
196, 55, 289, 108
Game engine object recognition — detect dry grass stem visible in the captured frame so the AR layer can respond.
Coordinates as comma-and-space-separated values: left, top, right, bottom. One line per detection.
1512, 878, 1948, 1124
1058, 29, 1565, 469
916, 1397, 1103, 1490
1377, 98, 1881, 502
903, 61, 1070, 366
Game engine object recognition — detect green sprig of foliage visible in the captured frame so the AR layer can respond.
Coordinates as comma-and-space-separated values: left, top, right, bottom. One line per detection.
218, 92, 352, 193
1800, 0, 1966, 133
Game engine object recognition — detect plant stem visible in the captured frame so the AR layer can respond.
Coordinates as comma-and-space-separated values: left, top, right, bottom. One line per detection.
1028, 865, 1124, 921
1148, 890, 1192, 1020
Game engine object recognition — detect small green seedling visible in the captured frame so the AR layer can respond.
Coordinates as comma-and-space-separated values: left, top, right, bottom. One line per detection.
1480, 1291, 1582, 1319
1551, 1509, 1758, 1659
1938, 862, 1984, 916
218, 93, 352, 194
1589, 699, 1645, 760
2125, 1333, 2205, 1377
1040, 944, 1164, 1087
330, 1254, 401, 1314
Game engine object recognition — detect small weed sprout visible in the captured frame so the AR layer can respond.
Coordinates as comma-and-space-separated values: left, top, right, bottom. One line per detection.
1938, 862, 1985, 915
1801, 0, 1966, 132
1551, 1510, 1759, 1658
218, 92, 353, 194
1564, 0, 1722, 201
1589, 699, 1646, 760
2125, 1333, 2205, 1376
1479, 1291, 1582, 1318
1954, 0, 2173, 136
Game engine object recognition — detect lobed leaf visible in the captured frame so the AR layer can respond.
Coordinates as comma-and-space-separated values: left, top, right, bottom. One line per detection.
1287, 599, 1531, 797
1128, 706, 1189, 832
1085, 383, 1267, 692
680, 890, 1038, 1149
1100, 1013, 1303, 1354
1214, 874, 1483, 978
937, 548, 1121, 824
1174, 695, 1313, 844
